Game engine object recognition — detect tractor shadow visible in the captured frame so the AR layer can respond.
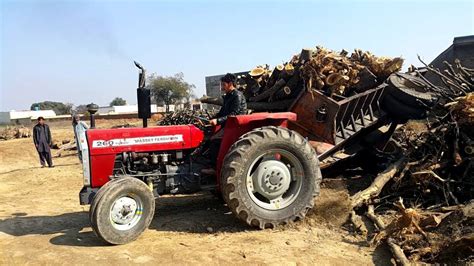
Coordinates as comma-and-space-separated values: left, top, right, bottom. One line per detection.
150, 192, 250, 234
0, 211, 107, 247
0, 192, 248, 247
0, 166, 40, 175
0, 163, 80, 175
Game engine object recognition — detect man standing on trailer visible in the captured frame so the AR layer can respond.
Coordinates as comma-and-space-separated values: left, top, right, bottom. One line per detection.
33, 116, 54, 168
202, 73, 247, 175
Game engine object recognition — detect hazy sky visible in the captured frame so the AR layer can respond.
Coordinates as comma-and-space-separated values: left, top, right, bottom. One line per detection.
1, 0, 473, 111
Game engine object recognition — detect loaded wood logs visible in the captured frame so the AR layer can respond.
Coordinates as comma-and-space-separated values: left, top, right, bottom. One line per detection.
250, 78, 286, 102
201, 97, 294, 111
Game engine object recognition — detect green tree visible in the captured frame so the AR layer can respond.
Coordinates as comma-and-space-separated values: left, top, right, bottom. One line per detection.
30, 101, 73, 115
110, 97, 127, 106
147, 72, 195, 107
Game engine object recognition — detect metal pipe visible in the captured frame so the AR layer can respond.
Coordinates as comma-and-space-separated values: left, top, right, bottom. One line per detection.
86, 103, 99, 129
134, 61, 151, 128
90, 114, 96, 129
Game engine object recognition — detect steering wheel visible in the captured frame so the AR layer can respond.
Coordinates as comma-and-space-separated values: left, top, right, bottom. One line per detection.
193, 116, 213, 128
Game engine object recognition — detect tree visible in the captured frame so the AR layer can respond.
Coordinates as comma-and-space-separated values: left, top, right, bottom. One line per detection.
30, 101, 73, 115
73, 104, 89, 114
110, 97, 127, 106
147, 73, 195, 109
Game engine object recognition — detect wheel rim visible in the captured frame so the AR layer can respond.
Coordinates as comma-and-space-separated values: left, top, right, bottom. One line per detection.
246, 149, 304, 210
109, 194, 143, 231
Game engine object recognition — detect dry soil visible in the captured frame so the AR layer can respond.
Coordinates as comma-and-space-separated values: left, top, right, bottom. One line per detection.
0, 121, 392, 265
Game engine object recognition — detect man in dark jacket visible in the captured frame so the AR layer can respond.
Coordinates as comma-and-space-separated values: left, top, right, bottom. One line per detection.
202, 73, 247, 175
33, 117, 54, 168
209, 73, 247, 126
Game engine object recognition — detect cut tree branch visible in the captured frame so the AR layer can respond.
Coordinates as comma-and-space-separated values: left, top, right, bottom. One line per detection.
351, 157, 407, 208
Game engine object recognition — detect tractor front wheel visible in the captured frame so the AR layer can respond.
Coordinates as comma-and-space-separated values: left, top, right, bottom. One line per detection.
90, 177, 155, 245
220, 126, 321, 229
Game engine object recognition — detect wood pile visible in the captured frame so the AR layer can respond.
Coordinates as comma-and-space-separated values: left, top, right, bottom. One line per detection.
198, 47, 471, 263
50, 139, 78, 157
416, 56, 474, 102
0, 126, 31, 141
158, 109, 217, 130
347, 92, 473, 264
449, 93, 474, 128
202, 46, 403, 111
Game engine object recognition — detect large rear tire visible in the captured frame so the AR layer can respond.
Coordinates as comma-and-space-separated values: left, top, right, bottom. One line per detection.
220, 126, 321, 229
91, 177, 155, 245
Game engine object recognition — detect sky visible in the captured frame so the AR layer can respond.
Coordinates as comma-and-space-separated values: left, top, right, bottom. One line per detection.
0, 0, 473, 111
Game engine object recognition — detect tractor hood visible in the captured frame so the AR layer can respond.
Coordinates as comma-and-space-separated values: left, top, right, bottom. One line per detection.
86, 125, 204, 156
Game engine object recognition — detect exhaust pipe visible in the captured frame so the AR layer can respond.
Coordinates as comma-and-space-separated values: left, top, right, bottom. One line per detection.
86, 103, 99, 129
134, 61, 151, 128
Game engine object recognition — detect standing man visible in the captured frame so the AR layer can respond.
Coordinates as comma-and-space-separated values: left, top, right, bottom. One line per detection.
33, 117, 54, 168
202, 73, 247, 175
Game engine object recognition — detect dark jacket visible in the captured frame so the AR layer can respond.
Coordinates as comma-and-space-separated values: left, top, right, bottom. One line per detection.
33, 124, 52, 152
216, 89, 247, 125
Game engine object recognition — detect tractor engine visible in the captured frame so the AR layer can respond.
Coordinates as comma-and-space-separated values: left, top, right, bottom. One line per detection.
116, 150, 201, 194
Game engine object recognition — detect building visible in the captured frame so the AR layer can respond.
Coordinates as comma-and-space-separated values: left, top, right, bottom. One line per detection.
0, 110, 56, 125
96, 104, 176, 115
205, 71, 248, 98
424, 35, 474, 86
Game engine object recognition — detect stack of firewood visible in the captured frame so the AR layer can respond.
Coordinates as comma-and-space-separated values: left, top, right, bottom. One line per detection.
344, 59, 473, 264
416, 56, 474, 102
301, 47, 403, 96
158, 109, 217, 130
347, 93, 473, 264
202, 46, 403, 111
0, 126, 31, 141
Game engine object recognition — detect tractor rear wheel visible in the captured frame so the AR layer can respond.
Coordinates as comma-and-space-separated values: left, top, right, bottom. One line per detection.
220, 126, 321, 229
90, 177, 155, 245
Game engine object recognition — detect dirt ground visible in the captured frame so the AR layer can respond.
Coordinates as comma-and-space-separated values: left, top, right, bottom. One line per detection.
0, 121, 392, 265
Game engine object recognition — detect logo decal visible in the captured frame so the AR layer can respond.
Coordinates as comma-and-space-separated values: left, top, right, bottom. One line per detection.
92, 135, 183, 148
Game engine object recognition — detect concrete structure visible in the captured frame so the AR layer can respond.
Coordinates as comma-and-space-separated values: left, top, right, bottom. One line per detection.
205, 71, 248, 98
425, 35, 474, 86
0, 110, 56, 125
0, 102, 196, 125
97, 104, 176, 115
97, 106, 114, 115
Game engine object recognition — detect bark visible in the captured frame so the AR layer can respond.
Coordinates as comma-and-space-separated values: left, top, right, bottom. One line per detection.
352, 67, 378, 92
266, 65, 284, 89
250, 79, 286, 102
350, 211, 368, 235
351, 157, 406, 208
271, 86, 292, 101
201, 97, 294, 111
299, 48, 313, 64
247, 99, 295, 111
366, 205, 386, 230
387, 238, 411, 266
57, 141, 78, 157
270, 69, 300, 102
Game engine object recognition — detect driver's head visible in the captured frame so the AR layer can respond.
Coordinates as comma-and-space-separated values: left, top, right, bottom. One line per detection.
220, 73, 236, 93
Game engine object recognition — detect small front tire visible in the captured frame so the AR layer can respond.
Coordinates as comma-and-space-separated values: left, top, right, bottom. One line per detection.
90, 177, 155, 245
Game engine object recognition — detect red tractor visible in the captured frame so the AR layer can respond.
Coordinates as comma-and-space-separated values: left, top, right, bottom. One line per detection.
75, 62, 392, 244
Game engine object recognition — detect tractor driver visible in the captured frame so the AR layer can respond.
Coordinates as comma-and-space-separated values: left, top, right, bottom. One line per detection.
202, 73, 247, 175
